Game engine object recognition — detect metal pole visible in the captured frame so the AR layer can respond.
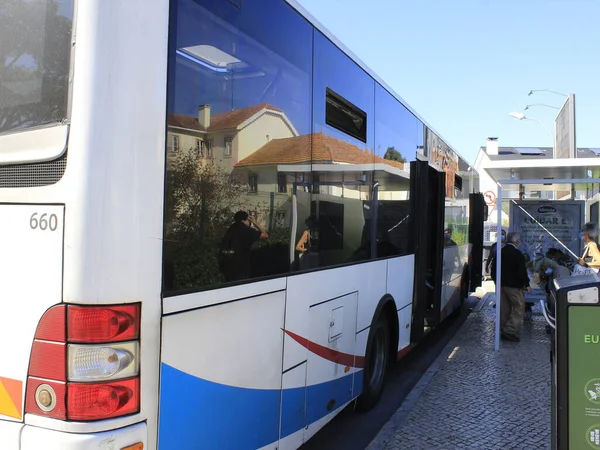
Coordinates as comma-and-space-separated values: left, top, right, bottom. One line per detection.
495, 184, 503, 351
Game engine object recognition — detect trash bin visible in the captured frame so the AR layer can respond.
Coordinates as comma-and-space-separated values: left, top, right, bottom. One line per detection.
548, 273, 600, 450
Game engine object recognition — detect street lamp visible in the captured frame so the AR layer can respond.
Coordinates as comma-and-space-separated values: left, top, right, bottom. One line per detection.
528, 89, 568, 98
509, 111, 556, 154
524, 103, 560, 111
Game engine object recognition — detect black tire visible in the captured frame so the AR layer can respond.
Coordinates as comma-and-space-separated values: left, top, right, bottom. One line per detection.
450, 266, 469, 318
357, 314, 390, 411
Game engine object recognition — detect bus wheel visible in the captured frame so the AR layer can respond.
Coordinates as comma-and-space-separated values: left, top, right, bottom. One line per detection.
357, 314, 390, 411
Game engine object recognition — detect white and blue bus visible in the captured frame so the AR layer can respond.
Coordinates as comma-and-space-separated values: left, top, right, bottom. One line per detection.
0, 0, 485, 448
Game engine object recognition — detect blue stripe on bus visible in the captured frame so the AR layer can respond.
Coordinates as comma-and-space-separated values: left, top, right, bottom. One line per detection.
281, 386, 305, 438
158, 363, 358, 448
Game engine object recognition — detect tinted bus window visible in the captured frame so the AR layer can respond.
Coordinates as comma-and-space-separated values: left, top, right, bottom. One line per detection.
0, 0, 74, 134
163, 0, 312, 293
310, 30, 375, 267
374, 84, 416, 257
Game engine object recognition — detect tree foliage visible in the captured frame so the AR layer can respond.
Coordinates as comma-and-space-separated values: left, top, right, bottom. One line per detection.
163, 147, 291, 291
383, 146, 407, 163
163, 148, 248, 289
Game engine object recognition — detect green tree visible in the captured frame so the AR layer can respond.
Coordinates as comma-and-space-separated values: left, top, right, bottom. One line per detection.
164, 148, 248, 289
383, 146, 407, 164
163, 147, 291, 290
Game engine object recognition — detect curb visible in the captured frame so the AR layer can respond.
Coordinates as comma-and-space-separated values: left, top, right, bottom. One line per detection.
364, 294, 490, 450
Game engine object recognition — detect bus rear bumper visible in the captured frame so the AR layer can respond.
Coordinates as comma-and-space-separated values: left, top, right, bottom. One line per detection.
0, 420, 24, 449
19, 421, 147, 450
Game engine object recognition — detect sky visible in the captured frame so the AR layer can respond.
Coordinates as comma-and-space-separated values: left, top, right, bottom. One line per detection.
296, 0, 600, 164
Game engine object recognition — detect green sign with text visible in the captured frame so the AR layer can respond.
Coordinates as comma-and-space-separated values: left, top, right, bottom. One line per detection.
569, 306, 600, 449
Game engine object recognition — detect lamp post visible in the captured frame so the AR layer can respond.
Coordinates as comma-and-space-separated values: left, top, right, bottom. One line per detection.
524, 103, 560, 111
528, 89, 568, 98
509, 111, 557, 155
527, 89, 577, 160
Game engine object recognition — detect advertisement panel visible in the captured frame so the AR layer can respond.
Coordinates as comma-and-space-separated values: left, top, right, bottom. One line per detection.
509, 200, 584, 264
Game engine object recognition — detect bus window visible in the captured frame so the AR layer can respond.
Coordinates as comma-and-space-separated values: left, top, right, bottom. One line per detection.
163, 0, 312, 293
0, 0, 74, 135
374, 83, 416, 257
311, 30, 375, 267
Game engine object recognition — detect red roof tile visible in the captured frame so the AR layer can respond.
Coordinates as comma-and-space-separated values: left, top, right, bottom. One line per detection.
167, 103, 283, 132
235, 132, 405, 170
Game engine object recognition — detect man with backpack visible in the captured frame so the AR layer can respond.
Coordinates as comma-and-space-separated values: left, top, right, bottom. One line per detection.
219, 211, 268, 282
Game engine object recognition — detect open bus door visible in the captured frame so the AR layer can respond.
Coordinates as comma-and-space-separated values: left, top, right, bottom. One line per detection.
410, 160, 445, 342
468, 192, 486, 293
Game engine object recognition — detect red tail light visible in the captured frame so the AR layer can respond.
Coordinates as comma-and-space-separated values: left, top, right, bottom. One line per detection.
67, 378, 140, 421
25, 379, 67, 419
25, 303, 141, 422
34, 304, 66, 342
28, 341, 66, 380
68, 304, 140, 343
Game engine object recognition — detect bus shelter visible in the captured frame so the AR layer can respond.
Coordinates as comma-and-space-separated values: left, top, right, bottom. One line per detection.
485, 158, 600, 351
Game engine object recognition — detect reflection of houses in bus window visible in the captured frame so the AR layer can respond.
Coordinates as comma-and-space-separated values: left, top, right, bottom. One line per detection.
166, 103, 298, 169
235, 131, 404, 190
235, 131, 409, 262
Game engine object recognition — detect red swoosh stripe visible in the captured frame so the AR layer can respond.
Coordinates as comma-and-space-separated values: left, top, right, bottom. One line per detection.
284, 330, 365, 368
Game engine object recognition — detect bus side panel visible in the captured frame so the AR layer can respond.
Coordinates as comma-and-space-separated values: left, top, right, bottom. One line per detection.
397, 304, 412, 353
158, 291, 285, 450
283, 262, 387, 444
387, 255, 415, 353
386, 255, 415, 311
440, 243, 471, 320
355, 260, 389, 332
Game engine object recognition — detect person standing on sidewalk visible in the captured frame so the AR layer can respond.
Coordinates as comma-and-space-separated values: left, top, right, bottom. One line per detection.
491, 232, 530, 342
486, 229, 506, 279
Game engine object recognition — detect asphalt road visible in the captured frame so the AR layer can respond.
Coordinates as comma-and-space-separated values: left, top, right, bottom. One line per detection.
301, 295, 479, 450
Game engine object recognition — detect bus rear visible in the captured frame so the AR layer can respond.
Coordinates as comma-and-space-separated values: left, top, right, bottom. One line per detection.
0, 0, 167, 448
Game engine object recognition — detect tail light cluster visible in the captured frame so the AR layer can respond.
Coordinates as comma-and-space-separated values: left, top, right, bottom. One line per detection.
25, 304, 141, 421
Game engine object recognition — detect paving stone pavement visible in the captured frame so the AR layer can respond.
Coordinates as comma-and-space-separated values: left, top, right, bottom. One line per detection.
367, 295, 552, 450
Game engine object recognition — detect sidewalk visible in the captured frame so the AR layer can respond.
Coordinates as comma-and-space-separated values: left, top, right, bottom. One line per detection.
367, 293, 552, 450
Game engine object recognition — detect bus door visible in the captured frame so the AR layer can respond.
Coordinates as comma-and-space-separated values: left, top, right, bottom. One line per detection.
410, 160, 445, 341
468, 193, 486, 292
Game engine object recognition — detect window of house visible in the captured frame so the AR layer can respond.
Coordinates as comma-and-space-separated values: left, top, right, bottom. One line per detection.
207, 141, 213, 158
224, 137, 233, 157
172, 135, 179, 152
196, 139, 204, 157
248, 173, 258, 193
277, 173, 287, 193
